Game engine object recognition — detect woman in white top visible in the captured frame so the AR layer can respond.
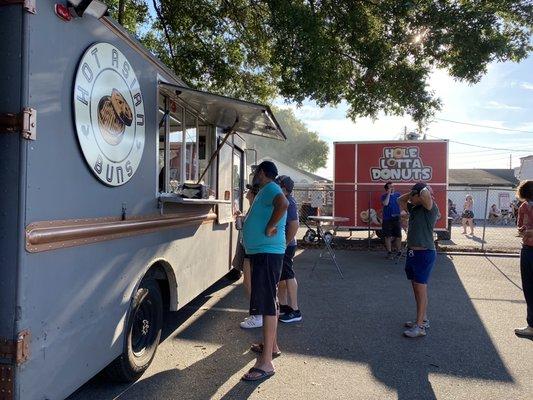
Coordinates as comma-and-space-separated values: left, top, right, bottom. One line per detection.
462, 194, 475, 235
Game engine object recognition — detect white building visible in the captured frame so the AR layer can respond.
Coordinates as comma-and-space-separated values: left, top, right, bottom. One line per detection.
256, 157, 332, 214
516, 155, 533, 181
256, 157, 331, 187
448, 169, 518, 218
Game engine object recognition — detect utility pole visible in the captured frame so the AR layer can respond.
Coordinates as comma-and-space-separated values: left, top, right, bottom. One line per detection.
510, 154, 512, 170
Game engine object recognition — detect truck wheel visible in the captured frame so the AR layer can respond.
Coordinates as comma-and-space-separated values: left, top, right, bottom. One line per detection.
104, 278, 163, 382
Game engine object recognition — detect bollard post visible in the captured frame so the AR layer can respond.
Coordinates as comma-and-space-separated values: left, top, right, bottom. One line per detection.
481, 189, 489, 252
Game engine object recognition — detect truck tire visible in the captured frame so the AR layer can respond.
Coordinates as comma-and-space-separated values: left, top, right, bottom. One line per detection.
104, 278, 163, 382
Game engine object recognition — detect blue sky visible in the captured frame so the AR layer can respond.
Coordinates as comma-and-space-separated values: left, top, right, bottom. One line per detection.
275, 55, 533, 179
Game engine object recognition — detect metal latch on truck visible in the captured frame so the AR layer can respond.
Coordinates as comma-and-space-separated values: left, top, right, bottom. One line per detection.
0, 108, 37, 140
0, 331, 30, 365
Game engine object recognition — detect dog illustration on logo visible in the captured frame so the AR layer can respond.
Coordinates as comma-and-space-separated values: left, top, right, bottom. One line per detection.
97, 88, 133, 146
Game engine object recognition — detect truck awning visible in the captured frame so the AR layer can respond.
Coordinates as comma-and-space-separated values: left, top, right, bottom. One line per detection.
158, 82, 286, 141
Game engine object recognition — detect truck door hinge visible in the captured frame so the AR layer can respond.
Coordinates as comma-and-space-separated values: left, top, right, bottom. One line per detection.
0, 0, 36, 14
0, 108, 37, 140
0, 364, 14, 400
0, 331, 30, 365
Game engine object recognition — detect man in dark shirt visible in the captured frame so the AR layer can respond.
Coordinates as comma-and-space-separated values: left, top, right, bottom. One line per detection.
381, 182, 402, 259
398, 183, 440, 338
276, 175, 302, 323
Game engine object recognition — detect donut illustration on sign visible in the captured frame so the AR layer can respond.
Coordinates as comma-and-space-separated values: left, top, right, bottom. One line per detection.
97, 88, 133, 145
73, 43, 145, 187
360, 208, 381, 225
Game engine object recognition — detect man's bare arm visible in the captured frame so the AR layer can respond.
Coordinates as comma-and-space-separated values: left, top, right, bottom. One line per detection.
398, 192, 410, 212
266, 193, 289, 236
285, 220, 299, 245
420, 188, 433, 210
382, 192, 390, 206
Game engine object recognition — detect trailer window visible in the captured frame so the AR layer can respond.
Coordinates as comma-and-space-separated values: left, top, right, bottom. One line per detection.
198, 122, 214, 189
233, 149, 244, 211
158, 92, 211, 194
158, 94, 184, 193
168, 110, 183, 191
185, 111, 198, 182
158, 107, 167, 192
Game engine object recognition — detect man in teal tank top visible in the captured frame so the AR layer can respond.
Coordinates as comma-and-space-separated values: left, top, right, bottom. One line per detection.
242, 161, 288, 381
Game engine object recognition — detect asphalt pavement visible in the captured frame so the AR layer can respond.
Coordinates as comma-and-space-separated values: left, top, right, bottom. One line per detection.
68, 250, 533, 400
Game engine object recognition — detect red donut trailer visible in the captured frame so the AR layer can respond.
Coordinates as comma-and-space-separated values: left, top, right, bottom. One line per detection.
333, 140, 449, 233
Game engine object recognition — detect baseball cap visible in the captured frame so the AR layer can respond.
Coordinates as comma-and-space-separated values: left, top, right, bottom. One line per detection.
276, 175, 295, 193
410, 182, 427, 195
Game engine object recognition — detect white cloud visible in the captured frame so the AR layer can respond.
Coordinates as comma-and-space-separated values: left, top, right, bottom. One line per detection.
521, 82, 533, 90
483, 101, 522, 110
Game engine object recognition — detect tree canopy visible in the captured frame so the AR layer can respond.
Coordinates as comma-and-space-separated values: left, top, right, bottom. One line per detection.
246, 107, 328, 172
108, 0, 533, 123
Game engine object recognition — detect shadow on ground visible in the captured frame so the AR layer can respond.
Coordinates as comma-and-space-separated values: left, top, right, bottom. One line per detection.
69, 250, 514, 400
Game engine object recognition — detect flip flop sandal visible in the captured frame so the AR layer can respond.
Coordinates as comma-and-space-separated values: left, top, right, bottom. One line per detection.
250, 343, 282, 358
241, 367, 275, 381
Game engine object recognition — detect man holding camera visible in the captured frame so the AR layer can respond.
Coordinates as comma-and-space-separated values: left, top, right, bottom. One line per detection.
398, 183, 440, 338
381, 182, 402, 259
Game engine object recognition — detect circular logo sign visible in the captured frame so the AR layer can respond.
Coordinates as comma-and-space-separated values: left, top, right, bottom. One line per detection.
74, 42, 145, 186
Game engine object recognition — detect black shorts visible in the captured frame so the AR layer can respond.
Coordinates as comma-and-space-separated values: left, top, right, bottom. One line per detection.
249, 253, 284, 316
280, 245, 297, 281
382, 217, 401, 238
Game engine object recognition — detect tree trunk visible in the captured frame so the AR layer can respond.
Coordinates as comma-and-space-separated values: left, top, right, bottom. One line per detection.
152, 0, 179, 74
118, 0, 125, 25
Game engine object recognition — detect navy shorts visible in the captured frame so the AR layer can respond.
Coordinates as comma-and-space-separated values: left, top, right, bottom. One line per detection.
250, 253, 284, 316
382, 217, 402, 238
405, 249, 436, 284
280, 245, 297, 281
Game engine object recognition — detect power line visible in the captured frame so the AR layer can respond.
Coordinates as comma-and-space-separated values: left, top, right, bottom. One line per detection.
450, 150, 533, 156
426, 133, 533, 152
434, 117, 533, 134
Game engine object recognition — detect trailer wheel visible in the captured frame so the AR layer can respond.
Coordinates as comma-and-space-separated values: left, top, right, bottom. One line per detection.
303, 229, 317, 243
104, 278, 163, 382
323, 231, 334, 245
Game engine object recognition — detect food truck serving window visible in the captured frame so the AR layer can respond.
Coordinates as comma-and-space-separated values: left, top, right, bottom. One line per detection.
158, 92, 212, 194
157, 81, 286, 207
